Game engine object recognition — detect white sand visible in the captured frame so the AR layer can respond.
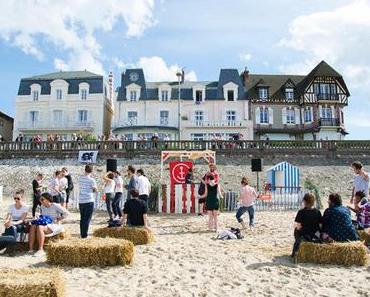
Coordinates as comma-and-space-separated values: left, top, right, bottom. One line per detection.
0, 209, 369, 297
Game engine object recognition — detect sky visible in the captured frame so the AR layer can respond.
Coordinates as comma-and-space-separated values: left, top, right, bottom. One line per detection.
0, 0, 369, 139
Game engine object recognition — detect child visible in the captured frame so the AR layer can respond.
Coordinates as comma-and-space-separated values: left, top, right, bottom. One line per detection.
348, 191, 370, 230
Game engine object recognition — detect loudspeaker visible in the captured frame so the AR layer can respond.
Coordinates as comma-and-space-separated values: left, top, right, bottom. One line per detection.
106, 159, 117, 172
251, 158, 262, 172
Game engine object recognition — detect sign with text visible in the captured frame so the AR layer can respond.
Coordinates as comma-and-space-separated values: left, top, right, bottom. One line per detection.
78, 150, 98, 163
169, 161, 193, 184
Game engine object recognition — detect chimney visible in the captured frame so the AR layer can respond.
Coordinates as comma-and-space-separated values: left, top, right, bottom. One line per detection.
108, 71, 114, 101
243, 66, 249, 81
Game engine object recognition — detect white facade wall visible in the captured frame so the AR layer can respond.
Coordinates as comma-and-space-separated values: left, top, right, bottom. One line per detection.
14, 83, 112, 140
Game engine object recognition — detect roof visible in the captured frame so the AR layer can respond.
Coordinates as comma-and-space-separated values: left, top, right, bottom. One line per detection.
267, 161, 299, 172
0, 110, 14, 122
22, 70, 102, 81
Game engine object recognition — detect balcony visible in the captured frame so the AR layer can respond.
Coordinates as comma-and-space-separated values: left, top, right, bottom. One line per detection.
319, 118, 340, 127
316, 93, 339, 101
17, 121, 95, 131
187, 120, 247, 128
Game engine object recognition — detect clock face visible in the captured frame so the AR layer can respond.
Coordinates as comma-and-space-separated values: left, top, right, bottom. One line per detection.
129, 72, 139, 82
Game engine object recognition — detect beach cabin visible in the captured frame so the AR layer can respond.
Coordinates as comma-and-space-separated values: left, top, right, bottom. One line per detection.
266, 161, 300, 193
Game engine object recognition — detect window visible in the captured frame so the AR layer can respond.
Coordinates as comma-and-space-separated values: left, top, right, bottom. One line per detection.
286, 107, 295, 124
260, 107, 269, 124
285, 88, 294, 101
314, 83, 338, 100
161, 90, 169, 101
191, 133, 206, 141
56, 89, 63, 100
32, 90, 39, 101
160, 110, 169, 125
194, 111, 204, 126
78, 110, 88, 123
195, 90, 203, 103
53, 110, 63, 126
81, 89, 87, 100
258, 88, 268, 100
128, 111, 138, 125
30, 111, 39, 124
322, 107, 332, 119
227, 90, 234, 101
226, 110, 236, 123
304, 107, 312, 123
129, 90, 137, 101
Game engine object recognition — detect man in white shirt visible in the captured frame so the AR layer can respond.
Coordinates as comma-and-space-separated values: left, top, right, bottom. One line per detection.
136, 169, 151, 207
113, 171, 124, 219
351, 161, 369, 205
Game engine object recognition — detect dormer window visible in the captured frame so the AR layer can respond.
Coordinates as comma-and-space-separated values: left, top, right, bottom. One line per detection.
81, 89, 87, 100
32, 90, 39, 101
193, 85, 206, 104
126, 83, 141, 101
223, 82, 238, 102
258, 88, 268, 100
285, 88, 294, 101
227, 90, 234, 101
130, 90, 137, 101
56, 89, 63, 100
195, 90, 203, 103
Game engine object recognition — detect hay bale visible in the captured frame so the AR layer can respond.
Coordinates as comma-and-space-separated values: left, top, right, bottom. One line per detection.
0, 268, 65, 297
296, 241, 369, 266
358, 230, 370, 246
93, 226, 154, 245
47, 237, 134, 267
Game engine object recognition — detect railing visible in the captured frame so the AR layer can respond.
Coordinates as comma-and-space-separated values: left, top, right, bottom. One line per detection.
317, 93, 339, 101
319, 118, 340, 127
17, 121, 95, 130
2, 140, 370, 157
187, 120, 247, 127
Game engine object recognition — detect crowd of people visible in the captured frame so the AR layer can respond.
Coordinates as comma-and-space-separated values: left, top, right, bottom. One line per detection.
0, 160, 369, 258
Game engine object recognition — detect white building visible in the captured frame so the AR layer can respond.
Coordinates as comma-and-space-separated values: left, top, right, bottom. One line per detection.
113, 69, 254, 140
14, 71, 114, 140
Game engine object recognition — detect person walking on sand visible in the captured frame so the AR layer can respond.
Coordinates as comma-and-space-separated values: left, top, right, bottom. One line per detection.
351, 161, 369, 205
199, 175, 223, 231
236, 177, 258, 229
78, 165, 97, 238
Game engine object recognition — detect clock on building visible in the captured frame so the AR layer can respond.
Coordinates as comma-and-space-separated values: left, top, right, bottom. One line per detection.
129, 72, 139, 82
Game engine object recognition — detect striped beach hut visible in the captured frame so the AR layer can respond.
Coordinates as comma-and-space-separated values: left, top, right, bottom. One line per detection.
266, 161, 300, 193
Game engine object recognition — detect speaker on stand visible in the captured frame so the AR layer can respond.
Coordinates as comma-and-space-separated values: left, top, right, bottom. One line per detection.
106, 159, 117, 172
251, 158, 263, 191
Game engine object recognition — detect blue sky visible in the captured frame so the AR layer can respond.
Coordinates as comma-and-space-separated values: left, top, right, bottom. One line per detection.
0, 0, 369, 139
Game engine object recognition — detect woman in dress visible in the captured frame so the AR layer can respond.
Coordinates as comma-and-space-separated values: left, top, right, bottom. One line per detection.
199, 175, 223, 231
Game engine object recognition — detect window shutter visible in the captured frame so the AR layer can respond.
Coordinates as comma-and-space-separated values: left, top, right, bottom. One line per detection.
255, 107, 260, 124
318, 105, 323, 119
268, 108, 274, 124
294, 108, 300, 124
282, 107, 287, 124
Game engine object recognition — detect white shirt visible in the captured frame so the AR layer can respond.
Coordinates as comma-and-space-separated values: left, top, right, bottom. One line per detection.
104, 179, 116, 194
8, 204, 28, 221
49, 177, 60, 196
137, 175, 151, 196
58, 177, 68, 193
114, 176, 124, 193
79, 175, 97, 204
354, 174, 369, 197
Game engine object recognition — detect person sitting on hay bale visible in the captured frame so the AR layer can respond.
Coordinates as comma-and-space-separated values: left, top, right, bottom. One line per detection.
0, 190, 28, 254
28, 192, 70, 256
322, 193, 359, 242
121, 189, 149, 229
347, 191, 370, 230
291, 193, 322, 258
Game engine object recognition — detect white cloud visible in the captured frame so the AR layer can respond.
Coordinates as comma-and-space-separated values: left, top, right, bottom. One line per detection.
278, 0, 370, 88
239, 53, 252, 62
0, 0, 156, 74
136, 56, 197, 81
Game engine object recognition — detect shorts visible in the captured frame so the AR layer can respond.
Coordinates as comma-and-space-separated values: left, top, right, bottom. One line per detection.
198, 198, 206, 204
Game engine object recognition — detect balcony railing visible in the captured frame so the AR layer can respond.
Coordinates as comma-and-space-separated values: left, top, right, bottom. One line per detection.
317, 93, 339, 101
188, 120, 247, 128
17, 121, 95, 130
319, 118, 340, 127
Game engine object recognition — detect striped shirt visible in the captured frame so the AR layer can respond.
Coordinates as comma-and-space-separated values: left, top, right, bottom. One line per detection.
79, 175, 97, 204
41, 203, 69, 222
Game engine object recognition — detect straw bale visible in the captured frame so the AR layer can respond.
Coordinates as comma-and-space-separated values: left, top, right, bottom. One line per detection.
358, 230, 370, 245
47, 237, 134, 267
296, 241, 369, 266
0, 268, 65, 297
93, 226, 155, 245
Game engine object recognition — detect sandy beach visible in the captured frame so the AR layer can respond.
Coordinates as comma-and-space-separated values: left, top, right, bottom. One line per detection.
0, 206, 369, 297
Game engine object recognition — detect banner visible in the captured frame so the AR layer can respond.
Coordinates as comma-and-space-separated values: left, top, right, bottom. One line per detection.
78, 150, 98, 163
169, 161, 193, 184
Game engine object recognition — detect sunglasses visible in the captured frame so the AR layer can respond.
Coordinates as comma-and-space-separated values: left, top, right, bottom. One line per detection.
14, 197, 21, 201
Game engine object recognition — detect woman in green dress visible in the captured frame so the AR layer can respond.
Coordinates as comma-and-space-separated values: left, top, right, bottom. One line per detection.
199, 175, 223, 231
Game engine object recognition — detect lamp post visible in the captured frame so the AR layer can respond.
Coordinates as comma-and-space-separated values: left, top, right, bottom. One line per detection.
176, 70, 182, 141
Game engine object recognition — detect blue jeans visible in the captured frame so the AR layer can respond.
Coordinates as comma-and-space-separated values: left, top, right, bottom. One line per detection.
79, 202, 94, 238
0, 226, 17, 250
112, 192, 123, 218
236, 205, 255, 226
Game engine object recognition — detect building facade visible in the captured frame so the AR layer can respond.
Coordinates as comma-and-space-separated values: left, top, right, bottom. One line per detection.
113, 69, 254, 140
0, 111, 14, 141
14, 71, 114, 140
247, 61, 349, 140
